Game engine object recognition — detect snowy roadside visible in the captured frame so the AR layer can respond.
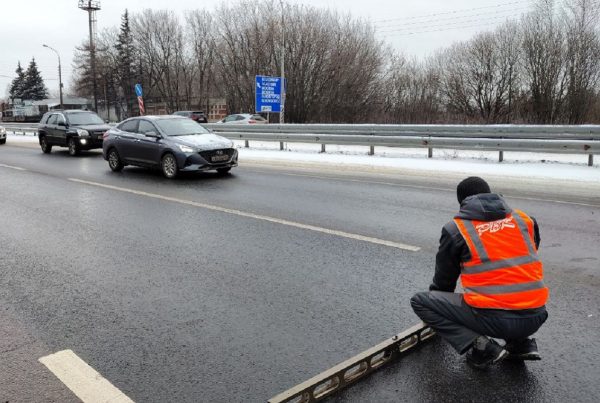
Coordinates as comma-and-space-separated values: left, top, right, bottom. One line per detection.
233, 140, 599, 183
4, 134, 598, 184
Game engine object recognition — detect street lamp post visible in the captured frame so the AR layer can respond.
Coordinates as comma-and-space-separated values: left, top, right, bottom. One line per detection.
43, 44, 64, 109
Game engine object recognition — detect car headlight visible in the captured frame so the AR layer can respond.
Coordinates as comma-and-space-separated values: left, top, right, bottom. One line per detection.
177, 144, 195, 153
76, 129, 89, 137
0, 128, 6, 135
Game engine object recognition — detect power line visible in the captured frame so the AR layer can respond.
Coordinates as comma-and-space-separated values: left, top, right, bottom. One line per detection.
375, 7, 531, 32
380, 20, 523, 37
377, 3, 594, 37
378, 13, 525, 34
374, 0, 534, 23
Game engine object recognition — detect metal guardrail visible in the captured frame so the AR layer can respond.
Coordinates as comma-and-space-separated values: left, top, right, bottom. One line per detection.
3, 122, 597, 165
1, 123, 39, 135
205, 124, 599, 166
268, 323, 434, 403
206, 123, 600, 140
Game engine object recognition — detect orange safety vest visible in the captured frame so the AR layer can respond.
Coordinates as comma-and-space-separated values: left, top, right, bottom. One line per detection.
454, 210, 548, 310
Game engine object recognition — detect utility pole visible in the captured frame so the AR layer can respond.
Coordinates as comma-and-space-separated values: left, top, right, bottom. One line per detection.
280, 0, 285, 124
78, 0, 101, 112
42, 44, 63, 109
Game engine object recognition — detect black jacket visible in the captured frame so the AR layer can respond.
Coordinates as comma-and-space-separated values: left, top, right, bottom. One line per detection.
431, 193, 540, 293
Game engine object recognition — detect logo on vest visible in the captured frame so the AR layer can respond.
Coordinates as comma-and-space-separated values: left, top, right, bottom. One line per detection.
475, 217, 515, 236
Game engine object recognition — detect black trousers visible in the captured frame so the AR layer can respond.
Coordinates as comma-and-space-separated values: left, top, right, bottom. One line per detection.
411, 291, 548, 354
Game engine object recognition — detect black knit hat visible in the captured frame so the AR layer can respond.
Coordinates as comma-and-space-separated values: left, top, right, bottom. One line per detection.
457, 176, 491, 203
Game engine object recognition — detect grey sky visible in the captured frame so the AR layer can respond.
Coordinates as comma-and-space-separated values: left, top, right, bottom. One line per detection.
0, 0, 537, 97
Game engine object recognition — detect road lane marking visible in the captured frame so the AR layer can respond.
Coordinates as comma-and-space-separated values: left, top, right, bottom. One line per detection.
39, 349, 134, 403
0, 163, 27, 171
247, 168, 600, 208
68, 177, 421, 251
1, 153, 598, 208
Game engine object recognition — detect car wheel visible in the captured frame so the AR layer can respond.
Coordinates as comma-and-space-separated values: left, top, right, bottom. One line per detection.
40, 136, 52, 153
68, 137, 79, 156
107, 149, 124, 172
0, 139, 6, 145
161, 153, 178, 179
216, 167, 231, 175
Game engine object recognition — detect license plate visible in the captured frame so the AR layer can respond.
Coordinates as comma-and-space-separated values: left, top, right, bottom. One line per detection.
211, 155, 229, 162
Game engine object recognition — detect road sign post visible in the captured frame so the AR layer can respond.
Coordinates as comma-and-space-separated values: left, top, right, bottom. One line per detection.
135, 84, 145, 116
255, 75, 285, 114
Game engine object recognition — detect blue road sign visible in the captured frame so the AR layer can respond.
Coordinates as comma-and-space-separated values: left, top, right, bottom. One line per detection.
134, 84, 143, 98
255, 76, 284, 113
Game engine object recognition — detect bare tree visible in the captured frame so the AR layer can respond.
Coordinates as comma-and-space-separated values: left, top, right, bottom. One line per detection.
562, 0, 600, 123
521, 0, 568, 123
382, 54, 442, 123
211, 1, 278, 114
132, 9, 192, 112
438, 43, 477, 121
187, 10, 217, 113
72, 28, 120, 117
68, 0, 600, 124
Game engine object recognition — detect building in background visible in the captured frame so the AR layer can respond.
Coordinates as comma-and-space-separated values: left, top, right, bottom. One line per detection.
32, 97, 92, 114
0, 97, 91, 122
208, 98, 227, 122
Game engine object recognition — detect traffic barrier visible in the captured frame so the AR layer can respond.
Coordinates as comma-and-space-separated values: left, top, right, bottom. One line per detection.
205, 124, 600, 166
4, 122, 596, 165
2, 126, 38, 136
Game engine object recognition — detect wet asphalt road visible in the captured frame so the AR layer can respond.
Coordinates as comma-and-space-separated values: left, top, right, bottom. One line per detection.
1, 143, 599, 402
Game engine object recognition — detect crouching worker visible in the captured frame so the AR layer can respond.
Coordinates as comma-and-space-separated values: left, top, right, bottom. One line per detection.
411, 177, 549, 369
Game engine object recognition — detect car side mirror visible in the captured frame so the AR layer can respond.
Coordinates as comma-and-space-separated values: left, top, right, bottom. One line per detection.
58, 121, 66, 127
145, 131, 160, 138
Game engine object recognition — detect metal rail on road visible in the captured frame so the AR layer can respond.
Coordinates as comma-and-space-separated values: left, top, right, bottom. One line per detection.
268, 323, 435, 403
205, 124, 600, 140
214, 131, 599, 154
1, 124, 39, 135
3, 122, 597, 165
205, 124, 599, 166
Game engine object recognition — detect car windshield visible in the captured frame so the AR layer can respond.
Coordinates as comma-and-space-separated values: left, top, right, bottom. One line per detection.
67, 112, 104, 125
155, 118, 210, 136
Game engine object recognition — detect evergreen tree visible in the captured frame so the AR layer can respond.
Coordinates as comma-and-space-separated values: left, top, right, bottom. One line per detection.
115, 9, 137, 117
22, 58, 48, 100
9, 62, 26, 101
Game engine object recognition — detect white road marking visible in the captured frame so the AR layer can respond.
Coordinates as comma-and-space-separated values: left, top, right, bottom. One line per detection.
0, 163, 27, 171
248, 167, 600, 209
39, 349, 134, 403
68, 177, 421, 251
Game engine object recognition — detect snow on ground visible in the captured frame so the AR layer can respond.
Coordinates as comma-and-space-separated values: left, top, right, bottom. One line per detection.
234, 140, 599, 183
5, 133, 38, 143
4, 134, 598, 183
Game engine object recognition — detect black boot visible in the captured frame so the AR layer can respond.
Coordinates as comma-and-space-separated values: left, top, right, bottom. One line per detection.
466, 336, 508, 369
505, 338, 541, 361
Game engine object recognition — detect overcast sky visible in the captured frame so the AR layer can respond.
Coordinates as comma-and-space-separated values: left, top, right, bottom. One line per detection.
0, 0, 537, 97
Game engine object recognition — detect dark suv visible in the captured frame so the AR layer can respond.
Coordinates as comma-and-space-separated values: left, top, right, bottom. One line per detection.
38, 110, 111, 156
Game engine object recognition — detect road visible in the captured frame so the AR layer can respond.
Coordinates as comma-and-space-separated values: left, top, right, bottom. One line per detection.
1, 142, 599, 402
